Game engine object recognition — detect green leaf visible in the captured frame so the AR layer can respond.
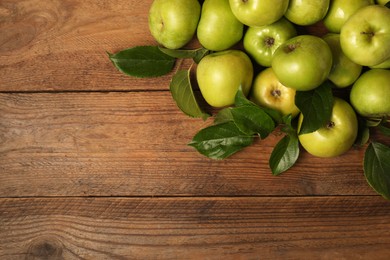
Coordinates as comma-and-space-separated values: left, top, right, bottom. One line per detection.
366, 117, 382, 127
214, 107, 234, 125
108, 46, 176, 78
269, 134, 300, 176
159, 47, 210, 63
234, 86, 254, 107
262, 107, 284, 125
355, 117, 370, 146
193, 49, 211, 64
188, 122, 254, 159
170, 70, 210, 120
281, 114, 296, 135
235, 87, 283, 124
379, 123, 390, 137
230, 106, 275, 138
295, 81, 334, 135
364, 142, 390, 200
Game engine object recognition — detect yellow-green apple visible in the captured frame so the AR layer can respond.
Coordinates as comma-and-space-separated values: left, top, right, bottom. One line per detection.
340, 5, 390, 66
350, 69, 390, 118
250, 67, 299, 117
376, 0, 389, 5
322, 33, 362, 88
148, 0, 200, 49
243, 18, 297, 67
196, 50, 254, 108
323, 0, 374, 33
229, 0, 289, 27
272, 35, 333, 91
285, 0, 330, 26
370, 58, 390, 69
197, 0, 243, 51
298, 97, 358, 158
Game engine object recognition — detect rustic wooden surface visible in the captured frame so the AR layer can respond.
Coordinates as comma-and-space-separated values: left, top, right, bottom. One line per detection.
1, 0, 389, 259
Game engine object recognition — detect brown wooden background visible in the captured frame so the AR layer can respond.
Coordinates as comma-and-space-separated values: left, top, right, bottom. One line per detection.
1, 0, 390, 259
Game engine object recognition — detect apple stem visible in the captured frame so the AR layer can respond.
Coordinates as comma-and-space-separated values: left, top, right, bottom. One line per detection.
265, 37, 275, 47
361, 31, 375, 37
159, 19, 165, 31
326, 121, 335, 129
271, 89, 281, 98
284, 43, 299, 53
173, 58, 185, 75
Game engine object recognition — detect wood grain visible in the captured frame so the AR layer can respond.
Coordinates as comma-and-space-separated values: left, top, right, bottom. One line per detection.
0, 0, 197, 92
1, 0, 390, 258
1, 197, 390, 259
0, 0, 328, 93
0, 92, 382, 197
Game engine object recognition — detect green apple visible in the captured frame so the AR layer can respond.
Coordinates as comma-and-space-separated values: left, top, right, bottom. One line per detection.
322, 33, 362, 88
197, 0, 244, 51
250, 67, 299, 117
243, 18, 297, 67
298, 97, 358, 158
196, 50, 254, 108
148, 0, 201, 49
272, 35, 333, 91
340, 5, 390, 67
229, 0, 289, 27
285, 0, 330, 26
376, 0, 389, 5
350, 69, 390, 118
370, 57, 390, 69
323, 0, 374, 33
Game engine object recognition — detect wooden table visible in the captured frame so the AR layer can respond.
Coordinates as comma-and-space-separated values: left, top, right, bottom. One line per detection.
1, 1, 390, 259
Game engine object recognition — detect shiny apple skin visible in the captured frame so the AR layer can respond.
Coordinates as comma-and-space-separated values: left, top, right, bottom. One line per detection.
196, 50, 254, 108
250, 67, 299, 117
323, 33, 362, 88
229, 0, 289, 27
272, 35, 333, 91
243, 18, 297, 67
285, 0, 330, 26
197, 0, 243, 51
323, 0, 374, 33
350, 69, 390, 118
340, 5, 390, 67
148, 0, 201, 49
298, 97, 358, 158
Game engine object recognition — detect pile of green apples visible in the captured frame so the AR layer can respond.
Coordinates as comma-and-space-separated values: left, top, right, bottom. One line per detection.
148, 0, 390, 157
110, 0, 390, 198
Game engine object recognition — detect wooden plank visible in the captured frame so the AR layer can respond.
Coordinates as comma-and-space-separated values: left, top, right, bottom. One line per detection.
1, 196, 390, 259
0, 0, 327, 93
0, 92, 383, 197
0, 0, 197, 92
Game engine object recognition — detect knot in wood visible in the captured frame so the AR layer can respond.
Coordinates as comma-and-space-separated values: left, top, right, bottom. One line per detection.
26, 236, 64, 260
